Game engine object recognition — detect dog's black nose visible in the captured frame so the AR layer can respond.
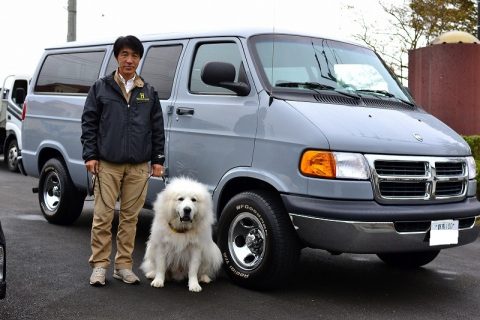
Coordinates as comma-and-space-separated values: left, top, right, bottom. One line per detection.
181, 207, 192, 221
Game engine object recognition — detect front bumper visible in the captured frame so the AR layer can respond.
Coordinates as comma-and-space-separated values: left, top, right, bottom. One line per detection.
282, 194, 480, 253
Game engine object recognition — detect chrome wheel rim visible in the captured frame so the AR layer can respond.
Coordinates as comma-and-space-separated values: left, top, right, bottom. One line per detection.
43, 171, 61, 213
7, 144, 18, 169
228, 212, 266, 271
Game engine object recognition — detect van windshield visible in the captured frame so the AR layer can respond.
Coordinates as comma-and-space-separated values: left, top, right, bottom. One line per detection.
249, 34, 411, 103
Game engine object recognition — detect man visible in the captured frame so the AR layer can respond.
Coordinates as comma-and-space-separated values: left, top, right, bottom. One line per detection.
81, 35, 165, 286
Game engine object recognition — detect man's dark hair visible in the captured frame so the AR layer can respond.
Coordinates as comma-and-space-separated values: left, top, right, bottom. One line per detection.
113, 35, 144, 58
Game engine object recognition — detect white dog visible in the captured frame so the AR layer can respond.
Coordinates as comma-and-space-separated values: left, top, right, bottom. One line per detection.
141, 177, 223, 292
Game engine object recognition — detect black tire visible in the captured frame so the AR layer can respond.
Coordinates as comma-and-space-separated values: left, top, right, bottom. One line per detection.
6, 139, 19, 172
377, 250, 440, 268
217, 190, 300, 290
38, 158, 85, 225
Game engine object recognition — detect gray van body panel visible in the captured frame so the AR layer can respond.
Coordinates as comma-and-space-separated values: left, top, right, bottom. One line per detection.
167, 37, 259, 193
21, 30, 480, 254
22, 45, 111, 192
142, 39, 190, 205
288, 101, 470, 156
22, 95, 86, 180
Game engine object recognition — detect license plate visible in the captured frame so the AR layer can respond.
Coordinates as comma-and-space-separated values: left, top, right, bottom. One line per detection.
429, 219, 459, 246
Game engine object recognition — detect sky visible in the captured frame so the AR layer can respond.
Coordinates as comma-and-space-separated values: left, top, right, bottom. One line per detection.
0, 0, 394, 84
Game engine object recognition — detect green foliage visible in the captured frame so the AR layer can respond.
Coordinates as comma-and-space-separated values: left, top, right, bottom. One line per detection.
410, 0, 478, 43
463, 135, 480, 159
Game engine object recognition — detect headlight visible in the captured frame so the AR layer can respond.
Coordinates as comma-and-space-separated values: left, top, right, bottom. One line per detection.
300, 150, 370, 180
0, 246, 4, 281
467, 156, 477, 180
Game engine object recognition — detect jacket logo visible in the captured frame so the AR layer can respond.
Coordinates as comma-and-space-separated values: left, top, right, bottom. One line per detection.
136, 92, 150, 103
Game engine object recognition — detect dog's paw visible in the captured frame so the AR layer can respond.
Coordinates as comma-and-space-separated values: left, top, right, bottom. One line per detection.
199, 274, 212, 284
150, 277, 165, 288
145, 271, 156, 280
188, 281, 202, 292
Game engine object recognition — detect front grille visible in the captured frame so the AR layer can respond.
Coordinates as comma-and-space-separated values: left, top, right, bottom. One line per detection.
365, 155, 468, 203
314, 94, 358, 106
436, 181, 464, 196
459, 217, 476, 228
379, 182, 426, 197
362, 98, 415, 109
375, 161, 426, 176
394, 217, 475, 233
394, 221, 430, 233
436, 162, 464, 176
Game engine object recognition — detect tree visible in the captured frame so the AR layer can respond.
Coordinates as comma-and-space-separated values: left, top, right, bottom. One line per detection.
352, 0, 478, 83
410, 0, 477, 44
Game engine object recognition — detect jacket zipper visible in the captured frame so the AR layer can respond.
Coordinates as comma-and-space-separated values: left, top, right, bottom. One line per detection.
108, 78, 139, 163
126, 89, 139, 162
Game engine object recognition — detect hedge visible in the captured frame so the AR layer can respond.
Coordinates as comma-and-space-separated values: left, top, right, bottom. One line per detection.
463, 135, 480, 198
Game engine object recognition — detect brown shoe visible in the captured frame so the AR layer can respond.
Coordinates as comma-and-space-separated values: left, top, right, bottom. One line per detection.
113, 269, 140, 284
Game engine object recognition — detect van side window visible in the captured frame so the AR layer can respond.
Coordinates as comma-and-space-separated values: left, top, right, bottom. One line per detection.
105, 53, 117, 76
35, 51, 105, 94
140, 45, 183, 100
190, 42, 246, 95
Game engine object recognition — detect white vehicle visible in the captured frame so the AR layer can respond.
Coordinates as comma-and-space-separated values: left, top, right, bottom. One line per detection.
1, 75, 29, 172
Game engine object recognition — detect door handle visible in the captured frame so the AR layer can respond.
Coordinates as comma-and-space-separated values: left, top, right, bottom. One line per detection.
176, 107, 194, 116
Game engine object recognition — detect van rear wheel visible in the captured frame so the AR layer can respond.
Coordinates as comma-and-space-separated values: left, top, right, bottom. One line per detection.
217, 190, 300, 290
377, 250, 440, 268
6, 139, 19, 172
38, 158, 85, 225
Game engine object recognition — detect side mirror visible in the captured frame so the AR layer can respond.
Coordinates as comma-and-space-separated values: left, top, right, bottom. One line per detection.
201, 61, 250, 96
15, 88, 26, 105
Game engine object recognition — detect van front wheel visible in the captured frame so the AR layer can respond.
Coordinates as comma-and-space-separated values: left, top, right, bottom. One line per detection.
38, 158, 85, 225
217, 191, 300, 290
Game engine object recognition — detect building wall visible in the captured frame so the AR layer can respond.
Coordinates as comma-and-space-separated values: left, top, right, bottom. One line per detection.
408, 44, 480, 135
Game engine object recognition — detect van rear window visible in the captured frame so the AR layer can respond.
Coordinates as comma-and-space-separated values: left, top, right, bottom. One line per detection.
35, 51, 105, 94
140, 45, 183, 100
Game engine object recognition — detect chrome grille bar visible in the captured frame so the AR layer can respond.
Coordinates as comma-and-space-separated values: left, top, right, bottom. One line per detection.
364, 155, 468, 204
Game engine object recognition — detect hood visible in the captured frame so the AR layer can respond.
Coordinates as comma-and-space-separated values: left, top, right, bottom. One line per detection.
288, 101, 470, 156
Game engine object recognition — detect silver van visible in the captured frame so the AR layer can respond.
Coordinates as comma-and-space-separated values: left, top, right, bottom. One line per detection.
21, 30, 480, 289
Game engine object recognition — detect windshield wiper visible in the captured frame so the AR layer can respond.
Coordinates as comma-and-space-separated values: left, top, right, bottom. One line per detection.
356, 89, 395, 97
355, 89, 415, 107
276, 81, 335, 90
276, 81, 360, 99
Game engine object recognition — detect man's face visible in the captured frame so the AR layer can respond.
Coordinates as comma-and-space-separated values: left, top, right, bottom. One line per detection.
117, 47, 140, 80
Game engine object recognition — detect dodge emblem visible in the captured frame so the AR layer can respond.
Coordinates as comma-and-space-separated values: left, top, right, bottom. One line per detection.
413, 133, 423, 142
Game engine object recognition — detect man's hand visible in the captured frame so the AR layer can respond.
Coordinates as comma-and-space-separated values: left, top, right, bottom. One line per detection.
85, 160, 99, 174
151, 164, 164, 177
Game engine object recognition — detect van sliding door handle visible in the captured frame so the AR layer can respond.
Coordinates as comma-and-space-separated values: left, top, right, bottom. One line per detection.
176, 107, 195, 116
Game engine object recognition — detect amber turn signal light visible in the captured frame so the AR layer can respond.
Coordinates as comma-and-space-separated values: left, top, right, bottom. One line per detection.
300, 150, 336, 178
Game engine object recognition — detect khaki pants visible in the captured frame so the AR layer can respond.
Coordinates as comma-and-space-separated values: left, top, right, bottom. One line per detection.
89, 160, 149, 270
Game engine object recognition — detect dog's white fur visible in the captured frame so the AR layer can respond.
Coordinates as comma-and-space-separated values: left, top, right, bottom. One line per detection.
141, 177, 223, 292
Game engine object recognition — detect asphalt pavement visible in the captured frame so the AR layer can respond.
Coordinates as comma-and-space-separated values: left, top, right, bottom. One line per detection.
0, 159, 479, 320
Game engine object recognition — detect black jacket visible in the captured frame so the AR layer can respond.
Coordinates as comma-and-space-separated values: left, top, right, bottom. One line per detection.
81, 73, 165, 165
